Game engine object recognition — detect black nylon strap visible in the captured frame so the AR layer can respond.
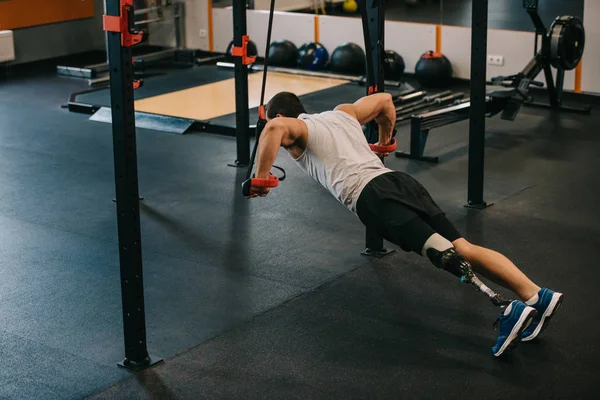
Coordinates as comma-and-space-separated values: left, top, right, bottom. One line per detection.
243, 0, 286, 185
260, 0, 277, 107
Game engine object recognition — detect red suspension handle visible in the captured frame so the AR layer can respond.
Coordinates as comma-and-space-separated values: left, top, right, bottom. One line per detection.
369, 138, 397, 153
242, 175, 279, 197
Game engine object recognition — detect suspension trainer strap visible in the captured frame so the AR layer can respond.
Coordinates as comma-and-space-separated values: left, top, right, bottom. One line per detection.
244, 0, 276, 182
260, 0, 277, 108
242, 0, 286, 196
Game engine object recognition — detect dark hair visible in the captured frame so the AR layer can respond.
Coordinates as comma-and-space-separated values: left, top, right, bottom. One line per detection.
265, 92, 307, 119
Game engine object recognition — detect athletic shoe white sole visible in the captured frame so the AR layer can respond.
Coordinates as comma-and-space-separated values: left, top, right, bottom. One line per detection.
522, 292, 564, 342
494, 307, 537, 357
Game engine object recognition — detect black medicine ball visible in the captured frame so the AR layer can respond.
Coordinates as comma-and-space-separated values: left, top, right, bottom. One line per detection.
383, 50, 405, 80
268, 40, 299, 67
225, 39, 258, 62
415, 51, 453, 88
297, 42, 329, 70
329, 42, 366, 75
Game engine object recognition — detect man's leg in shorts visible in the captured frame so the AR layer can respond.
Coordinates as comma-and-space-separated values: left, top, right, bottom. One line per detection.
423, 214, 541, 302
359, 199, 563, 353
357, 171, 557, 304
422, 213, 564, 346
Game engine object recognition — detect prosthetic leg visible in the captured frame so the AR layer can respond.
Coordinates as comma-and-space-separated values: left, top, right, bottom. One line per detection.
427, 248, 512, 307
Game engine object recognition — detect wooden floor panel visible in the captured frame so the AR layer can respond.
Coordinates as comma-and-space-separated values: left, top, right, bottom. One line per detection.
134, 72, 349, 120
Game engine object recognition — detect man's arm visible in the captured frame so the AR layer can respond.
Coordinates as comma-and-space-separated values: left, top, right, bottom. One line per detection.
255, 118, 306, 179
334, 93, 396, 145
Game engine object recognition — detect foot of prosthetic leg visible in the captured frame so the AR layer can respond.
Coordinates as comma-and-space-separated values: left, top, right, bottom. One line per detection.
426, 248, 512, 308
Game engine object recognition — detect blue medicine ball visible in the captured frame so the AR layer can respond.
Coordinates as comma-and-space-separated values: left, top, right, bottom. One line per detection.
297, 42, 329, 70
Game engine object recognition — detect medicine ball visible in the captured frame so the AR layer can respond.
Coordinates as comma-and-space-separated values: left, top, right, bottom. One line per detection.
268, 40, 298, 67
415, 51, 453, 88
342, 0, 358, 13
297, 42, 329, 70
225, 39, 258, 62
383, 50, 405, 80
330, 42, 366, 75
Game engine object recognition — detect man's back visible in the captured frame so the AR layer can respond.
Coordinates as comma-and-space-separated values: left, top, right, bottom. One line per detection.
294, 110, 391, 212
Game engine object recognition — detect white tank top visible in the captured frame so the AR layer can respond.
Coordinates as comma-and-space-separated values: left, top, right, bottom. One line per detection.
294, 110, 392, 213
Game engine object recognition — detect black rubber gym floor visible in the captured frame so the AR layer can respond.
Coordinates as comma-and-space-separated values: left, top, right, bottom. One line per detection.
1, 63, 599, 398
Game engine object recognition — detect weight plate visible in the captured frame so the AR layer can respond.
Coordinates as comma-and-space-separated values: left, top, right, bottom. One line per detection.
549, 16, 585, 71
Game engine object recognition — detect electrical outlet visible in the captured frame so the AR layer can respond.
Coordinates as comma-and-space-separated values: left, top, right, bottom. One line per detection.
199, 29, 207, 38
488, 55, 505, 66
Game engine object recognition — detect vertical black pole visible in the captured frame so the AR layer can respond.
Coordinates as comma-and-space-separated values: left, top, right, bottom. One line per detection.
554, 69, 565, 106
360, 0, 392, 257
542, 64, 559, 107
105, 0, 161, 371
232, 0, 251, 167
466, 0, 488, 208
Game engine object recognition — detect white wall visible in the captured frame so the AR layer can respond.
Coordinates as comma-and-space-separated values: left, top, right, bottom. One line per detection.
185, 0, 210, 51
213, 9, 314, 55
320, 17, 437, 74
441, 25, 576, 90
195, 3, 598, 93
582, 0, 600, 94
252, 0, 343, 12
318, 14, 364, 54
11, 0, 105, 64
385, 21, 436, 74
212, 10, 436, 73
247, 10, 315, 56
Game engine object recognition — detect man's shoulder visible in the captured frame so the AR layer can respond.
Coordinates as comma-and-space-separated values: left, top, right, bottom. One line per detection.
333, 104, 358, 120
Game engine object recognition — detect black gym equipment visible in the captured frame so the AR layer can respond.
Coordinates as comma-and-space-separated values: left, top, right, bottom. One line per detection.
329, 42, 366, 75
103, 0, 162, 371
396, 0, 590, 167
240, 0, 290, 197
230, 0, 257, 167
414, 51, 453, 88
358, 0, 395, 258
396, 92, 465, 122
268, 40, 299, 67
395, 90, 450, 114
57, 1, 199, 87
383, 50, 405, 80
297, 42, 330, 70
522, 0, 588, 113
393, 90, 427, 105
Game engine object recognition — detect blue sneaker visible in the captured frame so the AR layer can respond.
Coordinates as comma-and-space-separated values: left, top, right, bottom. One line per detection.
522, 288, 564, 342
492, 300, 537, 357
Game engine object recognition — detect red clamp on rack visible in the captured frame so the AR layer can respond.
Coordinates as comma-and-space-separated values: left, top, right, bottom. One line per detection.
368, 85, 379, 95
103, 0, 147, 48
241, 175, 279, 197
369, 138, 397, 154
231, 35, 257, 65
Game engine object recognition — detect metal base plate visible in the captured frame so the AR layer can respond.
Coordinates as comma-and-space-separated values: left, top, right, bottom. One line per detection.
464, 201, 493, 210
228, 160, 248, 168
90, 107, 194, 134
395, 151, 439, 163
524, 101, 591, 114
118, 354, 163, 372
361, 248, 395, 258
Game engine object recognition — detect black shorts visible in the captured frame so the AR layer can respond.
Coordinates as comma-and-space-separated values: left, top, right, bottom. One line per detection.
356, 171, 462, 251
